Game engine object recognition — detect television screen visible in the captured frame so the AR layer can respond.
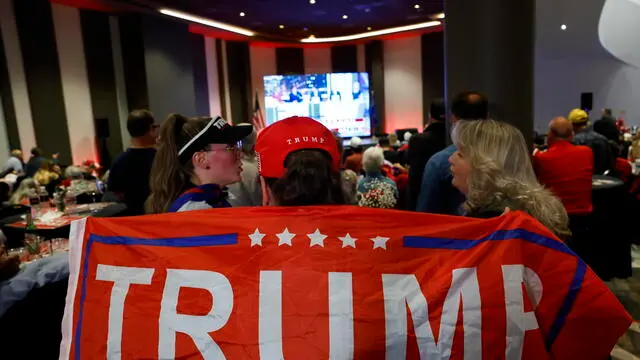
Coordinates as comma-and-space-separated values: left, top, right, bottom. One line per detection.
263, 72, 371, 137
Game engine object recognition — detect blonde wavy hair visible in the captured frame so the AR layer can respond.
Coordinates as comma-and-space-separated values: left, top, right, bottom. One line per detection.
454, 120, 571, 239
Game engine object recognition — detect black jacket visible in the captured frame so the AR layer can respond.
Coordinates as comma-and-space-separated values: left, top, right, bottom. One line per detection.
593, 116, 620, 143
407, 122, 447, 211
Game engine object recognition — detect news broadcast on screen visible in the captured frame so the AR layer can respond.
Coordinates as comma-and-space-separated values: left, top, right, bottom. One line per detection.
263, 72, 371, 137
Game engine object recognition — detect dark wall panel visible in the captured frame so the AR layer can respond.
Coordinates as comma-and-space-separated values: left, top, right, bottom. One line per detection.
225, 41, 251, 124
119, 14, 149, 112
275, 47, 304, 75
331, 45, 358, 73
421, 32, 445, 127
80, 10, 123, 162
143, 15, 196, 120
14, 0, 72, 163
365, 40, 385, 134
191, 33, 209, 116
0, 27, 21, 150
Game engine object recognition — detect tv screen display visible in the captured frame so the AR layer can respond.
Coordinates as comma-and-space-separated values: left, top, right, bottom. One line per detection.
263, 72, 370, 137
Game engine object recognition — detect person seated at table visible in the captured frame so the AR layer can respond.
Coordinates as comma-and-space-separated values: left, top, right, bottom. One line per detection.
357, 146, 399, 209
10, 178, 38, 205
64, 166, 97, 195
146, 114, 252, 213
34, 159, 60, 196
256, 116, 347, 206
533, 116, 594, 215
449, 119, 571, 239
108, 110, 158, 216
24, 147, 45, 178
2, 149, 24, 174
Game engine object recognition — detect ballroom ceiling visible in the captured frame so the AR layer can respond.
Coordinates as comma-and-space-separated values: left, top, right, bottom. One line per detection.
124, 0, 443, 40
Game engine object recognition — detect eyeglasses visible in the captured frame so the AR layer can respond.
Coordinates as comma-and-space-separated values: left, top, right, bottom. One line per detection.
204, 142, 242, 154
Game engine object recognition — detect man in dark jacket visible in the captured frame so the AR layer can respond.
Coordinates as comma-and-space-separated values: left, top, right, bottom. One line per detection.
593, 108, 620, 143
24, 147, 45, 178
407, 99, 447, 211
569, 109, 614, 175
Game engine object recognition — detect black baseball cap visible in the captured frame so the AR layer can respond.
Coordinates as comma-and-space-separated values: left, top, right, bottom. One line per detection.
178, 116, 253, 163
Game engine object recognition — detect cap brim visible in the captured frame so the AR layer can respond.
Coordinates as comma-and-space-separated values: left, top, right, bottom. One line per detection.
199, 123, 253, 145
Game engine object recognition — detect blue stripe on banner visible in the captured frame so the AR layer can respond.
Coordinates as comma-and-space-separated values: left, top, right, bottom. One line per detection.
545, 258, 587, 350
404, 228, 585, 350
73, 233, 238, 359
90, 233, 238, 247
403, 228, 575, 255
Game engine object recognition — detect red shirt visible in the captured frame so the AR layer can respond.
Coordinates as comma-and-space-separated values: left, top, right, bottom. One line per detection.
344, 153, 363, 174
534, 140, 594, 215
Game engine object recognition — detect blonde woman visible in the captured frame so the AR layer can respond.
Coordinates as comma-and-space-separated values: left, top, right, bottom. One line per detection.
449, 119, 571, 239
10, 178, 38, 205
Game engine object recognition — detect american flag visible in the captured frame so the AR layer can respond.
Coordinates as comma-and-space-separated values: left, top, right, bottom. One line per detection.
252, 92, 267, 131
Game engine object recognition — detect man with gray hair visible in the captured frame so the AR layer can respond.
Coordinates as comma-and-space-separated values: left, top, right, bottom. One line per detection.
227, 124, 261, 207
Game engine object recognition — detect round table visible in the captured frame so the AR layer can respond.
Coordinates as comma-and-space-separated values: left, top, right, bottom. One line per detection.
577, 175, 631, 280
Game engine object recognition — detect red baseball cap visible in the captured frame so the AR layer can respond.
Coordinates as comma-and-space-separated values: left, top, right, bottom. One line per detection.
256, 116, 341, 178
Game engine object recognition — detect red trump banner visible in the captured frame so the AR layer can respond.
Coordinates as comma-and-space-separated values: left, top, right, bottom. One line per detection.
60, 206, 631, 359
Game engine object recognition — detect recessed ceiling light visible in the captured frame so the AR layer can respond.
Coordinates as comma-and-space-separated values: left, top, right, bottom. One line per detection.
279, 25, 285, 29
364, 8, 371, 13
414, 4, 420, 9
367, 26, 372, 31
301, 20, 441, 43
561, 24, 567, 30
431, 12, 445, 20
342, 14, 348, 19
303, 27, 309, 31
159, 8, 255, 36
239, 12, 245, 17
309, 0, 316, 4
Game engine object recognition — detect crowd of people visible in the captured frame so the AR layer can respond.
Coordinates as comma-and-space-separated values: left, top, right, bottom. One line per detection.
1, 89, 639, 358
0, 91, 636, 252
21, 91, 628, 244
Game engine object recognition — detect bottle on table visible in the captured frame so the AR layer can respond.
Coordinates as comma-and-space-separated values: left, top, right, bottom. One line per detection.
28, 188, 41, 219
38, 186, 49, 203
24, 210, 40, 256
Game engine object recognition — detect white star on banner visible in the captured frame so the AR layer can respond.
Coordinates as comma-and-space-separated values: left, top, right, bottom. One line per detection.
371, 236, 390, 250
307, 228, 328, 248
276, 228, 296, 246
248, 228, 265, 247
338, 233, 357, 248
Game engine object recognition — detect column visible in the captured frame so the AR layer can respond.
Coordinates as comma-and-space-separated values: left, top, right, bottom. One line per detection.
445, 0, 535, 144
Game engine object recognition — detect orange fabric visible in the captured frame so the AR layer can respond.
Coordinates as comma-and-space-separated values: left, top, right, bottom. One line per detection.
61, 207, 630, 360
534, 141, 594, 215
344, 153, 363, 174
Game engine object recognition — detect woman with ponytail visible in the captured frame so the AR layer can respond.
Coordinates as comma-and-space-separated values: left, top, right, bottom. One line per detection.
256, 116, 347, 206
146, 114, 252, 213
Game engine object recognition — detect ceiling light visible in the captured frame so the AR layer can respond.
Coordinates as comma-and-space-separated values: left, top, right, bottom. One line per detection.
414, 4, 420, 9
301, 20, 441, 43
342, 14, 348, 19
561, 24, 567, 30
309, 0, 316, 3
432, 12, 445, 19
279, 25, 285, 29
159, 9, 255, 36
364, 8, 371, 13
367, 26, 372, 31
239, 12, 245, 17
309, 34, 316, 39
